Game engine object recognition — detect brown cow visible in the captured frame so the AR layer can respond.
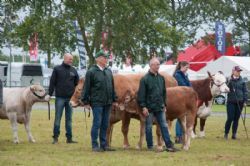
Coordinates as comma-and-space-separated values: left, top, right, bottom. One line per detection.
191, 72, 229, 138
124, 86, 198, 151
70, 72, 177, 149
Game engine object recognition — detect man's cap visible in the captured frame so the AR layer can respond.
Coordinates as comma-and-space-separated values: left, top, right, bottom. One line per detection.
95, 50, 109, 58
233, 66, 242, 72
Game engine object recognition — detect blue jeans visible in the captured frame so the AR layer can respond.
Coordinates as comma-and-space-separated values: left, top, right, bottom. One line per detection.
53, 97, 73, 139
91, 105, 111, 149
175, 120, 183, 137
145, 111, 172, 148
225, 102, 243, 135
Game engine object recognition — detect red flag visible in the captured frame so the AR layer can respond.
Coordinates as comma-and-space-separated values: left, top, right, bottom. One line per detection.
29, 33, 38, 61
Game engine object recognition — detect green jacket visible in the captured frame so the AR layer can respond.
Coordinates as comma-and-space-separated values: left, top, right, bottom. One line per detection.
227, 76, 248, 104
137, 71, 167, 112
81, 65, 117, 106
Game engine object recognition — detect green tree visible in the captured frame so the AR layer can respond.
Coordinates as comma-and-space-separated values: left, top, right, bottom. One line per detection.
9, 0, 76, 67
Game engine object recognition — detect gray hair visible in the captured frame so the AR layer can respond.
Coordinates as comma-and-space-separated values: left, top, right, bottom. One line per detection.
149, 57, 160, 66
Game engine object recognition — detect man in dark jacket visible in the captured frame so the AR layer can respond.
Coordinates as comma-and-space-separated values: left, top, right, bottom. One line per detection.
81, 50, 117, 152
224, 66, 248, 140
49, 53, 79, 144
137, 58, 178, 152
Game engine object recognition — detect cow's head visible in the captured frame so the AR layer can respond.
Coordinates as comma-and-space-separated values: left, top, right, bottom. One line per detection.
30, 84, 50, 102
208, 71, 230, 96
70, 78, 85, 107
117, 90, 139, 114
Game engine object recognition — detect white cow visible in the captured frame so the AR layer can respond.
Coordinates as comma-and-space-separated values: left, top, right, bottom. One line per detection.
0, 84, 50, 143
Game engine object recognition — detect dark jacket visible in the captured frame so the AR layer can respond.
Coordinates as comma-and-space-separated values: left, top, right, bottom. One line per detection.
227, 76, 248, 104
81, 65, 117, 106
49, 63, 79, 98
137, 71, 167, 112
174, 70, 191, 87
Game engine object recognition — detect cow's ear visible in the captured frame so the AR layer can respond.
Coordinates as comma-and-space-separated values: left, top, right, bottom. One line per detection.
207, 71, 212, 78
30, 85, 36, 91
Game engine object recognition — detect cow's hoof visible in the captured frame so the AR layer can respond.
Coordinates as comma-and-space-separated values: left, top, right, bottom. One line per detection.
136, 144, 142, 150
183, 146, 189, 151
123, 144, 130, 149
14, 140, 19, 144
29, 139, 36, 143
191, 132, 197, 139
199, 131, 205, 138
156, 146, 163, 152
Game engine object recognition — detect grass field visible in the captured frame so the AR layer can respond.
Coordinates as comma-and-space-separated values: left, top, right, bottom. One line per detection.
0, 105, 250, 166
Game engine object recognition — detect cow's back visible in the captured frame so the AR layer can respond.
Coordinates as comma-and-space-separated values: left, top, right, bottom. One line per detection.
0, 88, 25, 119
166, 86, 198, 120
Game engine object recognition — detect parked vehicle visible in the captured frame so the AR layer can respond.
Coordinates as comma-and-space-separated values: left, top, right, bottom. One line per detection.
6, 62, 43, 87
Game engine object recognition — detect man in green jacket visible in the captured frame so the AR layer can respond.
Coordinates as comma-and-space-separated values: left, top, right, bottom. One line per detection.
81, 50, 117, 152
137, 58, 178, 152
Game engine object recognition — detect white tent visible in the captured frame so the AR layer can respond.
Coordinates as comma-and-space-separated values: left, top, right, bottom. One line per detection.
198, 56, 250, 80
116, 64, 198, 80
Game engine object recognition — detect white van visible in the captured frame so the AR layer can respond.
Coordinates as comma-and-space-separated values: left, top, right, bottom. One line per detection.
6, 62, 43, 87
0, 61, 8, 86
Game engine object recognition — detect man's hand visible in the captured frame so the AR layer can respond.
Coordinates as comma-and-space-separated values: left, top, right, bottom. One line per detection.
163, 107, 167, 113
84, 104, 91, 110
112, 102, 119, 107
142, 107, 149, 117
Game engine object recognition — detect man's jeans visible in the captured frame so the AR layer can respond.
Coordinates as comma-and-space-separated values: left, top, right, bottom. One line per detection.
175, 120, 183, 137
225, 102, 243, 135
145, 111, 173, 148
91, 105, 111, 149
53, 97, 73, 139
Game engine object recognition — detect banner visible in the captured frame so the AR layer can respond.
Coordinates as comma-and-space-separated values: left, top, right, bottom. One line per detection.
73, 21, 87, 71
215, 21, 226, 54
29, 33, 38, 61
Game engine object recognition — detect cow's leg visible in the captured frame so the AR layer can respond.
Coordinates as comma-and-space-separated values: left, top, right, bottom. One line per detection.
184, 111, 196, 151
7, 112, 19, 144
121, 113, 131, 149
106, 123, 113, 147
191, 116, 198, 138
167, 120, 172, 136
24, 112, 35, 143
136, 119, 145, 150
155, 123, 164, 152
185, 124, 193, 151
179, 116, 188, 150
199, 118, 206, 137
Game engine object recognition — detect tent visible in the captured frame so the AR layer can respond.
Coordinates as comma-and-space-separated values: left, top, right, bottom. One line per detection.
177, 33, 240, 71
116, 64, 198, 80
197, 56, 250, 80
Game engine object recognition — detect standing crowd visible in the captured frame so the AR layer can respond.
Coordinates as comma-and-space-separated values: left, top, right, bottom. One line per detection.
48, 51, 247, 152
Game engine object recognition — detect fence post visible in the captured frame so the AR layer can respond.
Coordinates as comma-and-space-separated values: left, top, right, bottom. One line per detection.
0, 79, 3, 107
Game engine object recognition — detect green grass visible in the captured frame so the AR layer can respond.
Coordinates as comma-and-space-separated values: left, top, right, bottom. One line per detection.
212, 104, 250, 113
0, 107, 250, 166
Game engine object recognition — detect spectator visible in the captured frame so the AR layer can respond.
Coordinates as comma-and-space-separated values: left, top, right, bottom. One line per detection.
49, 53, 79, 144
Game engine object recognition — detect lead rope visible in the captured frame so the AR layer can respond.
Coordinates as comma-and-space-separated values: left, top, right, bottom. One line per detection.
47, 101, 50, 120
